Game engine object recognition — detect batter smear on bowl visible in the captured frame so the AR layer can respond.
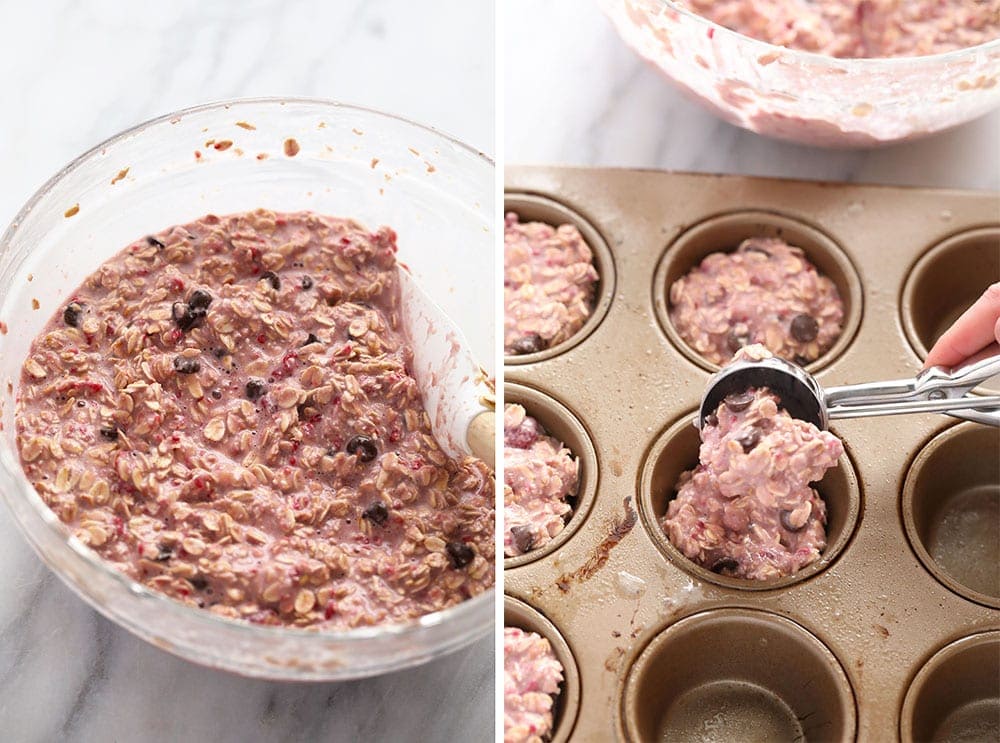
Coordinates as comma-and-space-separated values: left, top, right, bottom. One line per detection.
669, 237, 844, 367
679, 0, 1000, 58
504, 626, 564, 743
504, 403, 578, 557
15, 209, 494, 629
662, 346, 843, 580
504, 212, 598, 356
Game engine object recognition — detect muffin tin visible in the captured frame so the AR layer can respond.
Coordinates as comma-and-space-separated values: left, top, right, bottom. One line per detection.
503, 166, 1000, 742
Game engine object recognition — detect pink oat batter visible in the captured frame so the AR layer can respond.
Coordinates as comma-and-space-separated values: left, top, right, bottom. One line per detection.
16, 209, 494, 629
679, 0, 1000, 58
504, 626, 565, 743
669, 237, 844, 367
504, 213, 599, 356
662, 347, 843, 580
504, 404, 578, 557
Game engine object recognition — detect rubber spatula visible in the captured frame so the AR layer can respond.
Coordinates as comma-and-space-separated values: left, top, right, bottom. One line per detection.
397, 266, 495, 468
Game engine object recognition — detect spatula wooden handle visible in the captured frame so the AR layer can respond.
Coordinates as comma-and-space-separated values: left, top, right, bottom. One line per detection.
467, 410, 496, 470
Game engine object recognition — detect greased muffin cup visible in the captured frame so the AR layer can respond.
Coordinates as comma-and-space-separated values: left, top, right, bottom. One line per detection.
902, 422, 1000, 609
504, 193, 616, 365
622, 608, 856, 742
900, 631, 1000, 742
901, 226, 1000, 395
504, 595, 582, 743
0, 99, 495, 681
504, 166, 999, 742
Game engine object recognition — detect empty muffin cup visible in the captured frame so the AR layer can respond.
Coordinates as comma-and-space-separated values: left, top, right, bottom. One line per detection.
504, 192, 616, 364
504, 595, 581, 743
902, 422, 1000, 608
653, 211, 862, 373
900, 631, 1000, 743
901, 226, 1000, 395
622, 608, 856, 742
638, 410, 861, 590
504, 383, 599, 569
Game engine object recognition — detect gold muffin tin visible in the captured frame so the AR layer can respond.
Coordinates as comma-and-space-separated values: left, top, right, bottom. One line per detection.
503, 166, 999, 742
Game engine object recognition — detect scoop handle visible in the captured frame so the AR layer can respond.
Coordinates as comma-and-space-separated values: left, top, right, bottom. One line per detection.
824, 352, 1000, 424
466, 410, 496, 470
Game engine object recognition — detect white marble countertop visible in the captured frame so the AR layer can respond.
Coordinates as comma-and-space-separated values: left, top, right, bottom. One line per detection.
505, 0, 1000, 192
0, 2, 494, 741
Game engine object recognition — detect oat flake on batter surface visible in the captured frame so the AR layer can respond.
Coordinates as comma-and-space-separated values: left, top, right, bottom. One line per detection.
15, 209, 494, 630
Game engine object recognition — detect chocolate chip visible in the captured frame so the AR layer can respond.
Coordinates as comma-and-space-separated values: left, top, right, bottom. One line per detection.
724, 391, 754, 413
173, 356, 201, 374
511, 525, 534, 553
154, 545, 173, 562
709, 557, 740, 574
737, 427, 762, 453
146, 236, 165, 249
446, 541, 475, 569
346, 435, 378, 463
63, 302, 83, 327
213, 348, 228, 359
301, 275, 314, 290
362, 502, 389, 526
190, 577, 208, 591
704, 413, 719, 428
245, 378, 267, 400
510, 333, 544, 355
780, 509, 806, 533
790, 313, 819, 343
301, 333, 320, 347
261, 271, 281, 290
726, 330, 750, 354
188, 289, 213, 310
99, 425, 120, 441
172, 302, 206, 332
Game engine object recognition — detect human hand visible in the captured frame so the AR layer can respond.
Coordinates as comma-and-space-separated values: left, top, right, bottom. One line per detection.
924, 283, 1000, 369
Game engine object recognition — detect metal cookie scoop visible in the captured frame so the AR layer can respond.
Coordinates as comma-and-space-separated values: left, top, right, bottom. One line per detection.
698, 353, 1000, 430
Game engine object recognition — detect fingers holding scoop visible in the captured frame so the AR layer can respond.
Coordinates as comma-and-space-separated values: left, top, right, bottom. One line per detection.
924, 282, 1000, 369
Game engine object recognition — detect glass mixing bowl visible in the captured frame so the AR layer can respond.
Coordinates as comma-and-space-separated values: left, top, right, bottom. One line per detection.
0, 98, 494, 680
600, 0, 1000, 147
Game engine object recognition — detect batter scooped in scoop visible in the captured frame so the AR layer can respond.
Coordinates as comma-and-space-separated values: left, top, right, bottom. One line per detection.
662, 345, 843, 580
